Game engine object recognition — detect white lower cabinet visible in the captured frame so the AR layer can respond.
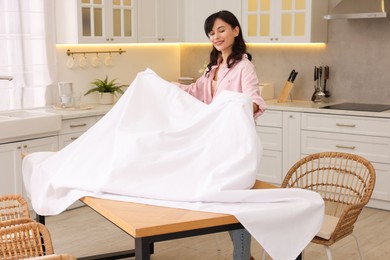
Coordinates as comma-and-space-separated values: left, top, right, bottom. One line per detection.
58, 116, 98, 149
256, 110, 283, 184
301, 112, 390, 210
258, 109, 390, 210
282, 112, 301, 176
0, 136, 58, 210
368, 162, 390, 209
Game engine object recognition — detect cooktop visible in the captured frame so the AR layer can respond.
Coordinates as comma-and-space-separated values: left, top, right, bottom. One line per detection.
321, 103, 390, 112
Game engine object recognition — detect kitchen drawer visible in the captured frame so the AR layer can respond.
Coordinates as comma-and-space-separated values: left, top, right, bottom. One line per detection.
256, 110, 282, 127
302, 113, 390, 137
59, 116, 97, 135
301, 130, 390, 164
257, 149, 282, 185
256, 126, 282, 151
58, 132, 84, 149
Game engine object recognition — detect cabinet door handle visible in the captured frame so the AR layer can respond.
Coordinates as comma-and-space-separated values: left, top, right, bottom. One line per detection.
336, 144, 356, 150
336, 123, 356, 128
70, 137, 78, 141
70, 123, 87, 128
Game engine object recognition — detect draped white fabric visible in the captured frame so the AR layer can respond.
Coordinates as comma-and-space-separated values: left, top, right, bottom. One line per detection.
0, 0, 57, 110
23, 69, 324, 260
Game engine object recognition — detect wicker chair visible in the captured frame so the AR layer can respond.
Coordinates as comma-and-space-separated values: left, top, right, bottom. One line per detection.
0, 220, 54, 259
26, 253, 77, 260
281, 152, 376, 260
0, 194, 30, 221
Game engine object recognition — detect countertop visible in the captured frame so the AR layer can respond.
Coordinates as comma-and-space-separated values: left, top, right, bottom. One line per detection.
33, 104, 114, 120
26, 100, 390, 120
265, 99, 390, 119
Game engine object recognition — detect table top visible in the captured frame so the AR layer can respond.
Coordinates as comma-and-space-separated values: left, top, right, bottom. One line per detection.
80, 180, 277, 238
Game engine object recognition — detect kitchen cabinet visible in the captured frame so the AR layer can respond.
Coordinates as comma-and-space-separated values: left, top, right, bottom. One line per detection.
0, 136, 58, 209
301, 113, 390, 210
56, 0, 137, 44
241, 0, 328, 43
282, 111, 301, 175
58, 116, 99, 149
256, 110, 283, 183
138, 0, 183, 42
184, 0, 242, 42
258, 105, 390, 210
256, 110, 300, 184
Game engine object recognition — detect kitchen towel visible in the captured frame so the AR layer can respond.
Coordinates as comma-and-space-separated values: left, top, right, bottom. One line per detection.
23, 69, 324, 260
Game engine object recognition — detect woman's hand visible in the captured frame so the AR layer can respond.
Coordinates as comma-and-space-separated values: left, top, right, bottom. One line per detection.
253, 103, 259, 114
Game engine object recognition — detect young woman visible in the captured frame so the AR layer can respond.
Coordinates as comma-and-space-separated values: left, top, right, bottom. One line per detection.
175, 10, 267, 260
175, 10, 266, 119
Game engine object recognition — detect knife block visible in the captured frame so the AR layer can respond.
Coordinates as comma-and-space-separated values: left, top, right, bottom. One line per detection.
277, 81, 294, 103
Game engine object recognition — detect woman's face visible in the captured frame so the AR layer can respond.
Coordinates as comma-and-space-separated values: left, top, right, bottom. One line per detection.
208, 18, 239, 55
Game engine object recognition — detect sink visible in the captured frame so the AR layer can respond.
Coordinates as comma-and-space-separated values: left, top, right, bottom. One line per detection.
0, 110, 50, 118
0, 110, 62, 141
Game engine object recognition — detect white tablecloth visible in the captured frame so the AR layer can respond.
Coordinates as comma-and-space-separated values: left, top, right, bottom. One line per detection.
23, 69, 324, 260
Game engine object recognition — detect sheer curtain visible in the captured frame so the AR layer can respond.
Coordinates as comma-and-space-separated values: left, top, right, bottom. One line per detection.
0, 0, 57, 111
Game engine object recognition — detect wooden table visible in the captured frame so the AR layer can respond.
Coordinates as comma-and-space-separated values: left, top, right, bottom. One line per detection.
38, 181, 302, 260
80, 196, 243, 260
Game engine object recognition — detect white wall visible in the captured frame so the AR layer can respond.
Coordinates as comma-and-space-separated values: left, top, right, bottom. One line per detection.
56, 44, 181, 104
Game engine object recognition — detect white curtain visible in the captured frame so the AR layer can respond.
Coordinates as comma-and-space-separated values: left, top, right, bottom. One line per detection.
0, 0, 57, 111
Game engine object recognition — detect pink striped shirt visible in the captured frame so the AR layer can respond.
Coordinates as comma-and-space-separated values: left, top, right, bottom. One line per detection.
176, 55, 267, 119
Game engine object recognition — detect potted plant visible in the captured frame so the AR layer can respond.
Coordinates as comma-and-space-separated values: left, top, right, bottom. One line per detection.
84, 76, 125, 105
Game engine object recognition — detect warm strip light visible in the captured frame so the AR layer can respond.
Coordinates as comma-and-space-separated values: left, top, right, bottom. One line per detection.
56, 42, 326, 50
247, 43, 327, 48
56, 43, 181, 49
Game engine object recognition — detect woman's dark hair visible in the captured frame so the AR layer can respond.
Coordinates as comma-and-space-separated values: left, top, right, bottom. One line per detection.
204, 10, 251, 76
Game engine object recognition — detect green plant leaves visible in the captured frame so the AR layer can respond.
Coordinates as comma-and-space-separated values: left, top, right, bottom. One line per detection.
84, 75, 125, 96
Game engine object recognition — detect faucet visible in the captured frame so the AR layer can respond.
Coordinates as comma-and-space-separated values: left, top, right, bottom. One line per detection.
0, 76, 13, 81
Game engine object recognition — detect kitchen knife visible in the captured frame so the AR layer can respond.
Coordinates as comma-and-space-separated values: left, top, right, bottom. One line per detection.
291, 71, 298, 83
287, 69, 295, 82
324, 65, 330, 97
311, 66, 317, 101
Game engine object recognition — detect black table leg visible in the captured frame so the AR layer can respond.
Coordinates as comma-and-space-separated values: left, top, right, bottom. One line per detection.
36, 214, 45, 225
135, 237, 151, 260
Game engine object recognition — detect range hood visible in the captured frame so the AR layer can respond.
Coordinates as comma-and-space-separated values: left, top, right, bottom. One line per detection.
324, 0, 387, 19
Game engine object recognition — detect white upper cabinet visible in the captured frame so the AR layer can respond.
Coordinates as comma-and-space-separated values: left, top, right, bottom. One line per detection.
137, 0, 183, 43
184, 0, 242, 43
56, 0, 137, 44
242, 0, 328, 43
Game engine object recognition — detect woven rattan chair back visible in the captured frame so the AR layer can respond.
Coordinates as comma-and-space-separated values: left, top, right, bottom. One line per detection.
26, 253, 77, 260
0, 194, 30, 221
0, 221, 54, 259
281, 152, 376, 254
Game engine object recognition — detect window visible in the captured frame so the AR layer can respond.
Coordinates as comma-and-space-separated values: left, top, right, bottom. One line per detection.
0, 0, 57, 110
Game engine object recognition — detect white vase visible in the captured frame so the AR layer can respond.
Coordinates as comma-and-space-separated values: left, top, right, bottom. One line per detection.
99, 93, 114, 105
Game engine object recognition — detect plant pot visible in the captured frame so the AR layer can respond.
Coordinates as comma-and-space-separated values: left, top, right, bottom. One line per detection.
99, 92, 114, 105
